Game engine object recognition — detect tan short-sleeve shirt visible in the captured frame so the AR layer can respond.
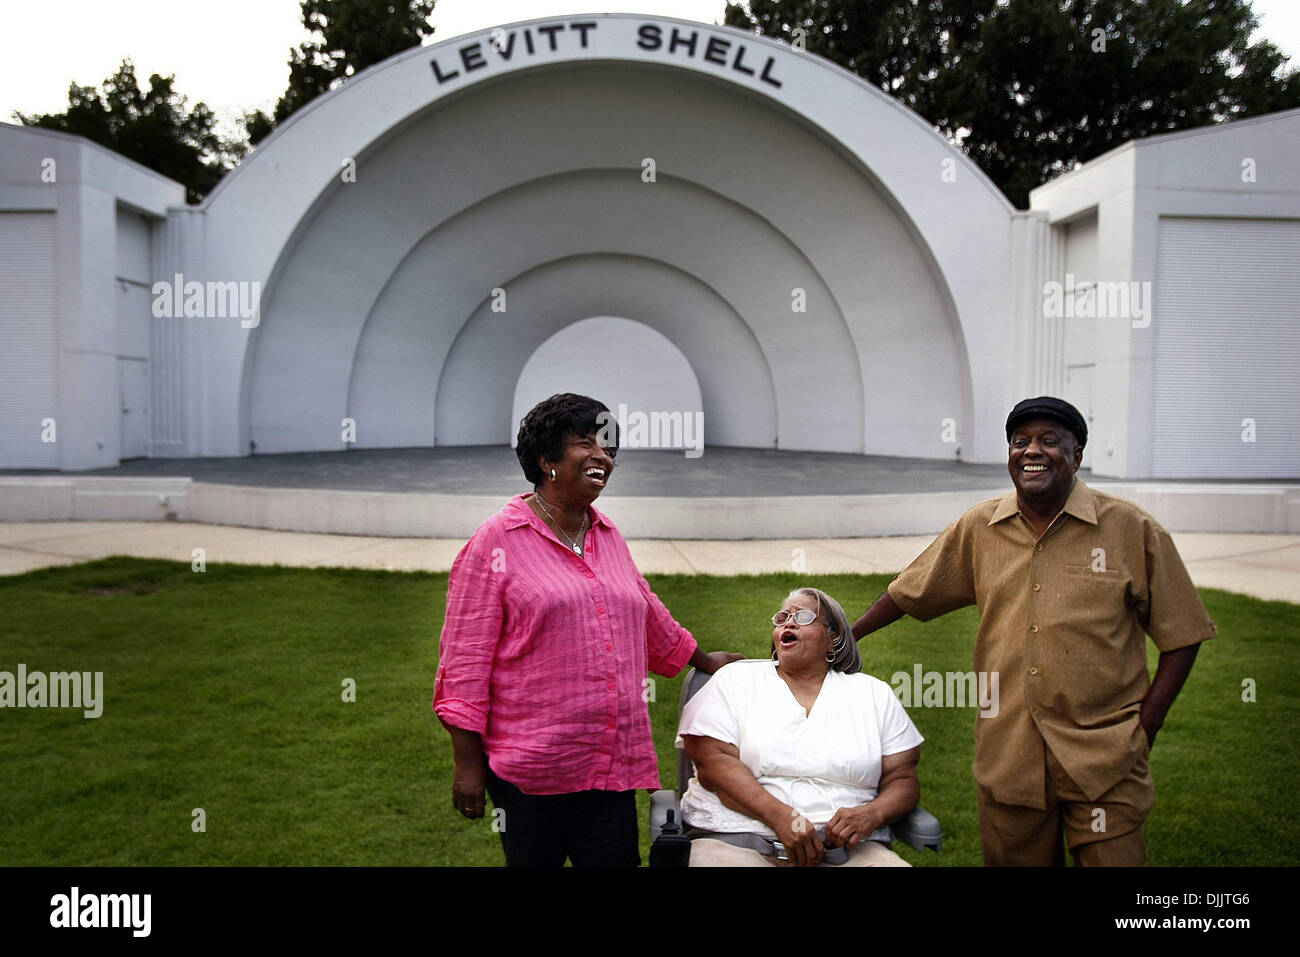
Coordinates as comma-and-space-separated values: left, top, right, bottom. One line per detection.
887, 479, 1216, 808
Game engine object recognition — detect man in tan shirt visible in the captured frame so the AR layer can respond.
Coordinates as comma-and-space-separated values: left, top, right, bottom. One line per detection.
852, 397, 1216, 866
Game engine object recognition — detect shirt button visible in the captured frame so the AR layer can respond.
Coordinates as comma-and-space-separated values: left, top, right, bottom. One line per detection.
597, 606, 606, 614
607, 720, 615, 730
608, 682, 616, 691
1029, 667, 1038, 675
1030, 624, 1039, 633
1033, 583, 1041, 592
605, 644, 612, 652
586, 571, 595, 579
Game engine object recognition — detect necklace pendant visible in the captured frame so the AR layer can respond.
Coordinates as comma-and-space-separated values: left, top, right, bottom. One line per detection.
572, 544, 582, 555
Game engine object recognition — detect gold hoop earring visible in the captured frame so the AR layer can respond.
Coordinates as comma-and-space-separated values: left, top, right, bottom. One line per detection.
826, 634, 844, 664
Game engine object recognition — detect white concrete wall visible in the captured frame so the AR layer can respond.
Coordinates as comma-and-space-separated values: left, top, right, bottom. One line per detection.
4, 474, 1296, 537
0, 124, 184, 470
1031, 108, 1300, 479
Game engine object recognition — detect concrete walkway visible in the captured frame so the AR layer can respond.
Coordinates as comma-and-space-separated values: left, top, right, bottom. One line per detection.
2, 521, 1297, 603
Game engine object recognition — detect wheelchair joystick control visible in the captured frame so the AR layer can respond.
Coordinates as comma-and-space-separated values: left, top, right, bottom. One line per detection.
649, 808, 693, 867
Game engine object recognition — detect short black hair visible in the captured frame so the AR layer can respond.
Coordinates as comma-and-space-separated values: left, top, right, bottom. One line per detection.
515, 393, 617, 487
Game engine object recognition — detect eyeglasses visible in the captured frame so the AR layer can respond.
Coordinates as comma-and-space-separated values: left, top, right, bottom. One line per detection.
771, 608, 818, 627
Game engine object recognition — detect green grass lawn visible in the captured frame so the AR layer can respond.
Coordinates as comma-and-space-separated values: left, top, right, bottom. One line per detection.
0, 557, 1295, 866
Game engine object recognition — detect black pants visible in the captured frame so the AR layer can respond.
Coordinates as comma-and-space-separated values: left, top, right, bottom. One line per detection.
485, 768, 640, 867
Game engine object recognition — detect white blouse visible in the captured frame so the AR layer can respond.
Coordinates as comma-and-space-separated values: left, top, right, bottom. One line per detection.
675, 660, 924, 839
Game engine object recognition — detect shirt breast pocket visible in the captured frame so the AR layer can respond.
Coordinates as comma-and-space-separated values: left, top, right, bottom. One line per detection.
1063, 563, 1128, 586
1060, 563, 1136, 620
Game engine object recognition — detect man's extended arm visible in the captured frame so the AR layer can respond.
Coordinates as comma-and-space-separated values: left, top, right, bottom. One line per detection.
851, 590, 906, 641
1139, 643, 1201, 749
690, 647, 744, 674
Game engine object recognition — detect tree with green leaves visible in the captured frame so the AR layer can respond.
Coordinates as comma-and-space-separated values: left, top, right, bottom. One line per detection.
724, 0, 1299, 207
14, 60, 236, 204
245, 0, 437, 145
14, 1, 438, 200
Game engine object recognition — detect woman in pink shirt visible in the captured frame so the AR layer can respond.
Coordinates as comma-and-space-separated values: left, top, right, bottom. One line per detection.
433, 393, 738, 866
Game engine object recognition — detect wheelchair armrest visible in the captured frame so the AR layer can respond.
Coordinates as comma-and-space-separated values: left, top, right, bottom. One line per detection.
892, 805, 942, 852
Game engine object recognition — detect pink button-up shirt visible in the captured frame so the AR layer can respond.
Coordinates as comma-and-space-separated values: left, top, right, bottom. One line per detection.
433, 494, 697, 795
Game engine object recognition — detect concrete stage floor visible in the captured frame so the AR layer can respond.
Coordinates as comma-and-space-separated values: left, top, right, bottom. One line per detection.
72, 446, 1016, 496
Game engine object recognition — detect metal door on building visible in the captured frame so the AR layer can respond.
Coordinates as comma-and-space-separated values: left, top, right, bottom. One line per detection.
118, 357, 150, 459
0, 211, 59, 468
1152, 217, 1300, 478
1064, 363, 1094, 470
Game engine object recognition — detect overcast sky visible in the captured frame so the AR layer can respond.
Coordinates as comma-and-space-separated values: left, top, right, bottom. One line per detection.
2, 0, 1296, 133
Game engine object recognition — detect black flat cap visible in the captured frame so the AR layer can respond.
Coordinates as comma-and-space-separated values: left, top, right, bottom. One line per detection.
1006, 396, 1087, 448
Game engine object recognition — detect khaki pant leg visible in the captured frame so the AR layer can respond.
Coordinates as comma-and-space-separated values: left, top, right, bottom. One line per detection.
687, 837, 777, 867
977, 784, 1066, 867
1049, 748, 1154, 867
839, 841, 911, 867
1071, 828, 1147, 867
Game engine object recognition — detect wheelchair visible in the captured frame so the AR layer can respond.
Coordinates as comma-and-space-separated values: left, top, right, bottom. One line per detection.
649, 664, 943, 867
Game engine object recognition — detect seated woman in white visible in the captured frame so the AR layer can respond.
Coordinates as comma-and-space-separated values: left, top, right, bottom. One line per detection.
677, 587, 923, 867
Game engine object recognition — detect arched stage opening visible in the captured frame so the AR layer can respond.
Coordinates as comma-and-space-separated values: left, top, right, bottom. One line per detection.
509, 316, 709, 451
